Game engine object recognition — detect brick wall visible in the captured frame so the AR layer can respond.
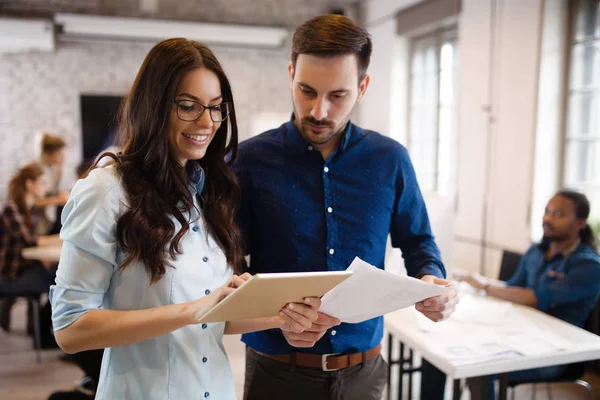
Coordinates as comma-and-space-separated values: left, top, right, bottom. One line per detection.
0, 40, 293, 197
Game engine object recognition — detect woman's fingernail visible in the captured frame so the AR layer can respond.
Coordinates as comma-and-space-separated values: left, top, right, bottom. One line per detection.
305, 298, 311, 303
424, 301, 431, 306
288, 303, 294, 309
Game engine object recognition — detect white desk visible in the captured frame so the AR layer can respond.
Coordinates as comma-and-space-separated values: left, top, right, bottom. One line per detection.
384, 294, 600, 400
21, 244, 62, 262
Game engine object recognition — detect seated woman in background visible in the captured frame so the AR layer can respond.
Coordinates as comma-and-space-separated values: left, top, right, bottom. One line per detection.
50, 38, 321, 400
37, 133, 70, 235
0, 162, 61, 343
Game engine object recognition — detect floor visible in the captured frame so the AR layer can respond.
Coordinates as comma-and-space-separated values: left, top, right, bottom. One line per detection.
1, 299, 599, 400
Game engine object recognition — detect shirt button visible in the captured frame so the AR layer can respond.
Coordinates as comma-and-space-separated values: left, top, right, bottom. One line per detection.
327, 207, 333, 213
205, 289, 211, 295
202, 357, 208, 363
308, 145, 313, 151
204, 392, 210, 398
202, 323, 208, 329
331, 330, 337, 336
324, 166, 329, 173
329, 249, 335, 255
192, 226, 199, 232
202, 256, 209, 262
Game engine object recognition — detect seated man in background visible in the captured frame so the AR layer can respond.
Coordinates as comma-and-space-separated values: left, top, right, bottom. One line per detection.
421, 190, 600, 400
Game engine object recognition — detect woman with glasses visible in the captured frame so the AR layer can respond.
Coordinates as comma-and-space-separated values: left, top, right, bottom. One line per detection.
49, 38, 319, 400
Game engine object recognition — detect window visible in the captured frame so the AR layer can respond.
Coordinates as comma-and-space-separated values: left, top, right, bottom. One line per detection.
408, 29, 459, 196
564, 0, 600, 218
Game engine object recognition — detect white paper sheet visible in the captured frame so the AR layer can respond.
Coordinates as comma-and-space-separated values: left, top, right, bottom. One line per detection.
450, 293, 513, 325
425, 330, 522, 364
417, 301, 576, 365
319, 257, 453, 323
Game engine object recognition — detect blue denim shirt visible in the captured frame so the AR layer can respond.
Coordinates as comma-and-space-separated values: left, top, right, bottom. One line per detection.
507, 242, 600, 328
232, 119, 445, 355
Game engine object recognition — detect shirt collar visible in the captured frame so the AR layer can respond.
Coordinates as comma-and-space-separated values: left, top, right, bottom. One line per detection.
284, 114, 357, 154
538, 238, 582, 258
561, 239, 581, 257
186, 161, 205, 195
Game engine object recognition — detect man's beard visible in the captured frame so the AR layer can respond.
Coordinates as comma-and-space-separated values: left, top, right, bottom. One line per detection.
542, 233, 569, 243
293, 101, 356, 145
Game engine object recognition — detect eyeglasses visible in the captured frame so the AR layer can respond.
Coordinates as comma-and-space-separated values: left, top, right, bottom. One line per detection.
174, 99, 231, 123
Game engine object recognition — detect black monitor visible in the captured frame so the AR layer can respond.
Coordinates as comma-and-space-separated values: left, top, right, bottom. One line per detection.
80, 94, 123, 160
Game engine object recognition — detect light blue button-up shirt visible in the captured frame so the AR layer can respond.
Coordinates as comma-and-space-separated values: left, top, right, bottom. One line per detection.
50, 165, 236, 400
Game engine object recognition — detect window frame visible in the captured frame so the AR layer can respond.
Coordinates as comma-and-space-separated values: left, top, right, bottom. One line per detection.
406, 26, 459, 195
561, 0, 600, 199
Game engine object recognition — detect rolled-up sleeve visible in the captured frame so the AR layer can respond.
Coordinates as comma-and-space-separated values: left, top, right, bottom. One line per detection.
50, 168, 122, 331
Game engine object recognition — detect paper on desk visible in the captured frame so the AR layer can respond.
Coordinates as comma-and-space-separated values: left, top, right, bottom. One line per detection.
420, 306, 576, 365
450, 294, 513, 325
319, 257, 453, 323
426, 329, 522, 365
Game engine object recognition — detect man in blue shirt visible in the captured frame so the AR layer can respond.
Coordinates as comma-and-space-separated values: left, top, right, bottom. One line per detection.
233, 14, 459, 400
425, 190, 600, 400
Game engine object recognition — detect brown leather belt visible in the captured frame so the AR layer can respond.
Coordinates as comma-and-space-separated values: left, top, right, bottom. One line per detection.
252, 344, 382, 372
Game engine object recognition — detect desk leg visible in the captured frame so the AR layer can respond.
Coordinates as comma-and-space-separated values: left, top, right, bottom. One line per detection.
31, 297, 41, 363
408, 349, 414, 399
468, 376, 490, 400
453, 379, 462, 400
497, 373, 508, 400
387, 334, 393, 400
398, 342, 404, 400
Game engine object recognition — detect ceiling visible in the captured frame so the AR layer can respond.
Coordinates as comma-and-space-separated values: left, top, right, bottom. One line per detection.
1, 0, 364, 28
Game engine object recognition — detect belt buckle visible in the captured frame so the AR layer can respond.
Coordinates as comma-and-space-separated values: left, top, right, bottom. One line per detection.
321, 353, 341, 372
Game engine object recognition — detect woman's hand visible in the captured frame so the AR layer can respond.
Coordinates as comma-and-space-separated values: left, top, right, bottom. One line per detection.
187, 273, 252, 324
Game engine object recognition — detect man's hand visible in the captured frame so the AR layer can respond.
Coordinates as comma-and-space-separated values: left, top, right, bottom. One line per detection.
454, 270, 487, 291
277, 298, 341, 348
416, 275, 459, 322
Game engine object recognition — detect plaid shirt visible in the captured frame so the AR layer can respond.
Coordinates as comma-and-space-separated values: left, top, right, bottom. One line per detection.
0, 201, 38, 280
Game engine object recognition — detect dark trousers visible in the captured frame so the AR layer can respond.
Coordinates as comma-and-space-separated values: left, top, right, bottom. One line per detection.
0, 263, 57, 339
244, 347, 388, 400
72, 349, 104, 384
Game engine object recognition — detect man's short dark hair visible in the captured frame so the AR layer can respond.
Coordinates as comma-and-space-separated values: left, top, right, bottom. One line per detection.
291, 14, 373, 79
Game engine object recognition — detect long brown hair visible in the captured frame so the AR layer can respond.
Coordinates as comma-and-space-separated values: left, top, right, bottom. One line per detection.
104, 38, 243, 283
7, 163, 44, 228
292, 14, 373, 80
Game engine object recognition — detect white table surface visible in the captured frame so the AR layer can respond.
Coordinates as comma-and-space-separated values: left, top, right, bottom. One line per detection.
21, 244, 62, 262
384, 292, 600, 379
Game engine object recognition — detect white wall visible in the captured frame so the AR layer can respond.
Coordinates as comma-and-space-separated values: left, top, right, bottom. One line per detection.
359, 0, 422, 138
531, 0, 569, 241
361, 0, 554, 278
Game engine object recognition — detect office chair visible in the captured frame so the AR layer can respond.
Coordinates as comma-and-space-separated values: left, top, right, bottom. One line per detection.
498, 250, 523, 282
0, 283, 42, 362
